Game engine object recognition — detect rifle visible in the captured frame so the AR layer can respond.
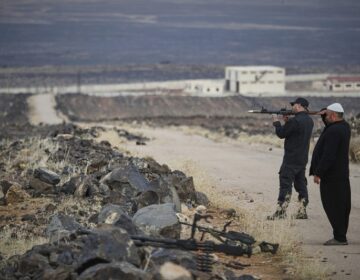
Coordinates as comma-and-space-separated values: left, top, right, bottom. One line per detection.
180, 214, 255, 245
248, 107, 320, 115
130, 235, 252, 257
180, 213, 278, 255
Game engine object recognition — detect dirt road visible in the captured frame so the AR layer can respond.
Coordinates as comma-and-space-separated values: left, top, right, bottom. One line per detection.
118, 126, 360, 280
27, 93, 64, 125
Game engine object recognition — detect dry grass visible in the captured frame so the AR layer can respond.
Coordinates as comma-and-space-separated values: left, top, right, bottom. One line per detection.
172, 159, 330, 280
0, 225, 48, 259
4, 137, 85, 184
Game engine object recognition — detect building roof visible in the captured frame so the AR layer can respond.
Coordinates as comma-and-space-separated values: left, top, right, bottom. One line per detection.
328, 76, 360, 83
225, 65, 284, 71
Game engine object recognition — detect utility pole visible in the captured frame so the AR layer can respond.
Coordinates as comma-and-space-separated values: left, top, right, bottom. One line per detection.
77, 70, 81, 94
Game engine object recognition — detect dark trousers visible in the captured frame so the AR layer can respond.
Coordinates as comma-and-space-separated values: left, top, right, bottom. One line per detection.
320, 178, 351, 242
277, 163, 308, 205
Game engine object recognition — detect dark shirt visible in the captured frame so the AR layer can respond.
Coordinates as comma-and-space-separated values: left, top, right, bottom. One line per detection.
310, 120, 351, 180
273, 111, 314, 166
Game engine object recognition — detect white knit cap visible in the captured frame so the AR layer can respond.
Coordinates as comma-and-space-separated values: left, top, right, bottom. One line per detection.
327, 103, 344, 113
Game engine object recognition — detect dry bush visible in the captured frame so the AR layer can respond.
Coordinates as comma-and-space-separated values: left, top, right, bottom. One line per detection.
350, 136, 360, 163
0, 225, 48, 259
5, 137, 83, 183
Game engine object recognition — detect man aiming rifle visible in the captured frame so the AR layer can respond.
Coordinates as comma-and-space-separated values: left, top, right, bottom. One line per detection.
250, 98, 314, 220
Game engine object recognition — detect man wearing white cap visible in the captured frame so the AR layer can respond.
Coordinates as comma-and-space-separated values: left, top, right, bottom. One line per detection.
310, 103, 351, 245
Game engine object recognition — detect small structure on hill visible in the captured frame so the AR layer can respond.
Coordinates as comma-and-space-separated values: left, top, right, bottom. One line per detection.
225, 66, 285, 96
326, 76, 360, 92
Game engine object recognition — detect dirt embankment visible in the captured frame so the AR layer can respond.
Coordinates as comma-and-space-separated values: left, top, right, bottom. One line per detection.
56, 94, 360, 138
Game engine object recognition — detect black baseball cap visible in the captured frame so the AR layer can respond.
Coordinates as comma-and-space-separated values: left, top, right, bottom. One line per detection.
290, 97, 309, 108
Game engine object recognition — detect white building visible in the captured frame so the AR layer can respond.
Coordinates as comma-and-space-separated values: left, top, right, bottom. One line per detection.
326, 76, 360, 92
184, 79, 224, 95
225, 66, 285, 96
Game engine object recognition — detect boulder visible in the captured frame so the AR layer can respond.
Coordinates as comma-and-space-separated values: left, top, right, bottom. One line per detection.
61, 175, 99, 196
163, 171, 196, 203
46, 213, 84, 243
158, 262, 192, 280
98, 204, 140, 235
101, 164, 155, 198
78, 261, 149, 280
150, 248, 197, 271
34, 167, 61, 185
76, 227, 141, 271
5, 182, 30, 205
149, 178, 181, 212
132, 203, 180, 239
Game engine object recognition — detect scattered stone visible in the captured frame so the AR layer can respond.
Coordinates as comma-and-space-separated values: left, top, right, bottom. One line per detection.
150, 248, 197, 271
46, 213, 84, 243
159, 262, 192, 280
78, 261, 148, 280
45, 203, 57, 212
5, 182, 30, 205
29, 177, 55, 195
21, 214, 36, 222
34, 168, 61, 185
195, 191, 209, 206
195, 205, 207, 214
74, 175, 99, 197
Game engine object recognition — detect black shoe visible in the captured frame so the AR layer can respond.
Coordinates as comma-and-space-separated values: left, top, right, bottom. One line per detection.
323, 238, 348, 246
293, 209, 308, 219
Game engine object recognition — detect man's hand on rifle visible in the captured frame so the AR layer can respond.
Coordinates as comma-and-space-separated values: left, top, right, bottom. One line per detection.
271, 114, 279, 122
282, 115, 289, 122
314, 175, 321, 184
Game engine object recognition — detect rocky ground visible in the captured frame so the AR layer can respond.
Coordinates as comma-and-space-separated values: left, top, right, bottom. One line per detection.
1, 90, 360, 280
0, 95, 286, 279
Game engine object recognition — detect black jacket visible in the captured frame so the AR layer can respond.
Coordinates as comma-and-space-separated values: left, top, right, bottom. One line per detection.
273, 111, 314, 166
310, 120, 351, 180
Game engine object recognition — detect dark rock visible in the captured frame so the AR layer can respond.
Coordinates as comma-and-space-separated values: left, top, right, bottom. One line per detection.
0, 188, 4, 205
195, 191, 210, 206
78, 261, 149, 280
88, 213, 99, 224
98, 204, 140, 235
60, 176, 78, 194
74, 175, 100, 197
164, 171, 196, 203
21, 214, 36, 222
45, 203, 57, 212
98, 204, 128, 224
29, 177, 55, 195
132, 203, 180, 238
34, 168, 61, 185
101, 164, 154, 197
46, 213, 84, 242
87, 153, 108, 174
149, 178, 181, 212
0, 180, 12, 195
18, 252, 51, 276
42, 266, 73, 280
135, 190, 160, 210
150, 248, 197, 271
76, 227, 141, 269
